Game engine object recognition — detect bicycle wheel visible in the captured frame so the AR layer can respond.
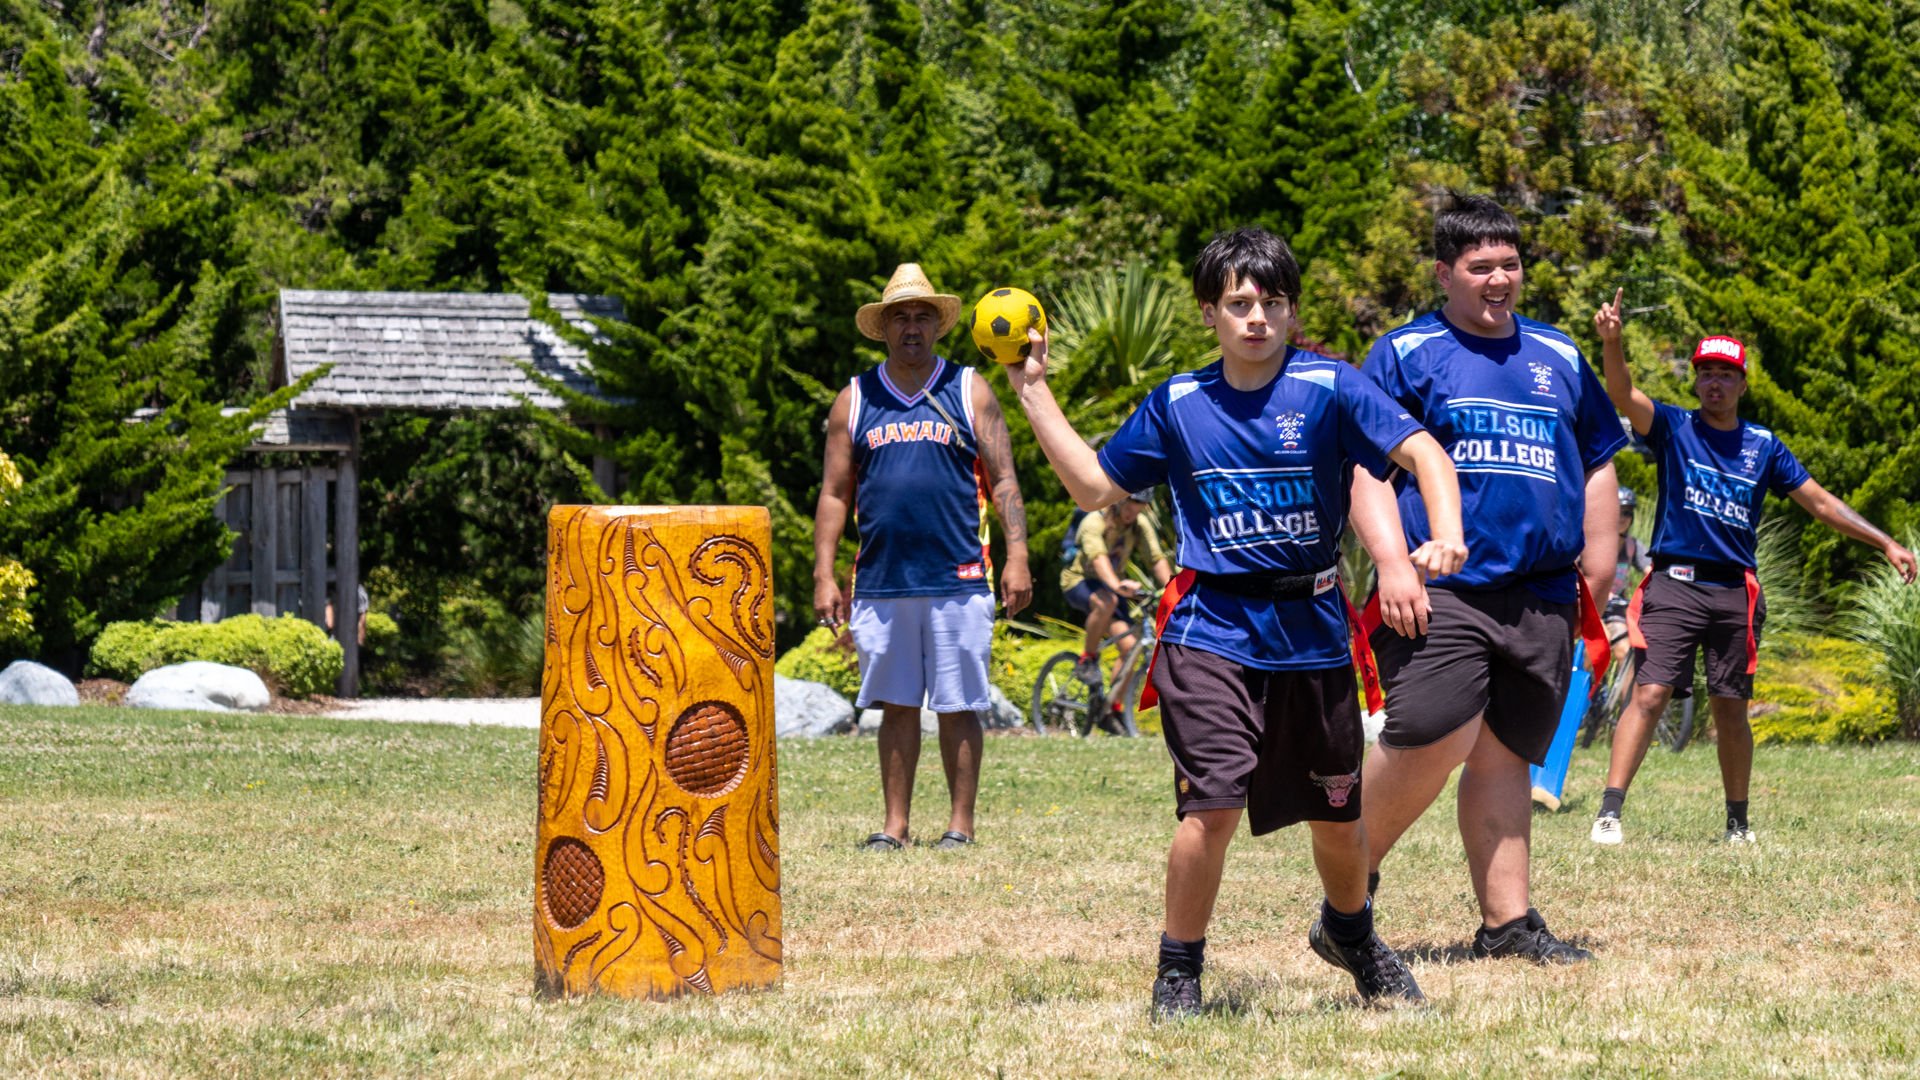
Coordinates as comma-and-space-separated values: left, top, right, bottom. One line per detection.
1581, 651, 1636, 749
1031, 650, 1099, 737
1654, 695, 1695, 753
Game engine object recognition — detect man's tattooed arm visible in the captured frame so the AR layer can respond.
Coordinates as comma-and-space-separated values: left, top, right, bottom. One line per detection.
973, 385, 1028, 545
972, 374, 1032, 613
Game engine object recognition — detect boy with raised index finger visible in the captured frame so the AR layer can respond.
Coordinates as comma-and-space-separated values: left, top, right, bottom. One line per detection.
1005, 228, 1467, 1019
1587, 294, 1917, 845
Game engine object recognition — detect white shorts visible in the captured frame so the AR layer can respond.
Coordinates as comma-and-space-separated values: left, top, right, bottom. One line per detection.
848, 593, 994, 713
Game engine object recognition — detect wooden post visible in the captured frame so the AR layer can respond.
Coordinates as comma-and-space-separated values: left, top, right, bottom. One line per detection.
535, 505, 780, 1001
591, 423, 616, 497
251, 466, 276, 617
334, 417, 360, 697
206, 486, 230, 622
302, 465, 327, 627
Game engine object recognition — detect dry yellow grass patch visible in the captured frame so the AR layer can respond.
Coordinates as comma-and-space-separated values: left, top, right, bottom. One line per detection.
3, 706, 1920, 1077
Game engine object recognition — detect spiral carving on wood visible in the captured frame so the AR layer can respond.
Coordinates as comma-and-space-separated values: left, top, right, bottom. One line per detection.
536, 506, 781, 1002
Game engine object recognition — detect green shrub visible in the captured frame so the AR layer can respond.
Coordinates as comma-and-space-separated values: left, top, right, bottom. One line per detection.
445, 612, 544, 697
774, 626, 860, 701
991, 621, 1074, 713
87, 615, 345, 698
1844, 551, 1920, 737
1751, 633, 1899, 744
364, 612, 400, 655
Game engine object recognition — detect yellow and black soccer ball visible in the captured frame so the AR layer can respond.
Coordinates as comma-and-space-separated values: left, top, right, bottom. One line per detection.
967, 287, 1047, 364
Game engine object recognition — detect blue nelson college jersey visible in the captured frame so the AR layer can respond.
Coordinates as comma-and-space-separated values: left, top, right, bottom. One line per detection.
1365, 312, 1627, 602
847, 357, 992, 599
1097, 351, 1424, 670
1645, 402, 1809, 569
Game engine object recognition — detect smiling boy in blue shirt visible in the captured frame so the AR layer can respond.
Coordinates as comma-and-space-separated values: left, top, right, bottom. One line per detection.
1350, 193, 1624, 964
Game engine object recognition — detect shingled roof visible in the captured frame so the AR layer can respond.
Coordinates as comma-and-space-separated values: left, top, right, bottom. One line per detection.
272, 290, 622, 410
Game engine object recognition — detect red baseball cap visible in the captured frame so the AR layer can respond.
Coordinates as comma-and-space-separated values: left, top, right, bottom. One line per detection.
1691, 335, 1747, 373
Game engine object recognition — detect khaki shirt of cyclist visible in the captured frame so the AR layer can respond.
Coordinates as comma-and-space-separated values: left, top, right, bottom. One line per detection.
1059, 507, 1167, 592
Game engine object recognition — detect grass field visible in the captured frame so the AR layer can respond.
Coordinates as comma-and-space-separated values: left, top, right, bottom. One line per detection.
4, 706, 1920, 1077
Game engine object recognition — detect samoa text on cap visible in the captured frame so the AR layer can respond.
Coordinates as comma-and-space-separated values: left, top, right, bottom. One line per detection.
856, 264, 963, 341
1691, 335, 1747, 371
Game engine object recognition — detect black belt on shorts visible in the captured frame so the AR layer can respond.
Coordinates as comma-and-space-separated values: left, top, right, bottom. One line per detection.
1651, 555, 1748, 587
1192, 564, 1337, 602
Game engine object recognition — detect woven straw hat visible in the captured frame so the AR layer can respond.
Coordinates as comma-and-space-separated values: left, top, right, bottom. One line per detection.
856, 263, 963, 341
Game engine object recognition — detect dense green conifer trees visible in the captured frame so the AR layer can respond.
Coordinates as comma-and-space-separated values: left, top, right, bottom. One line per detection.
4, 0, 1918, 653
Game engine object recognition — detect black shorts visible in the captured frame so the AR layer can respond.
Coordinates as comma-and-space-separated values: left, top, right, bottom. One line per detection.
1064, 579, 1137, 623
1369, 583, 1576, 766
1634, 572, 1764, 700
1149, 642, 1363, 835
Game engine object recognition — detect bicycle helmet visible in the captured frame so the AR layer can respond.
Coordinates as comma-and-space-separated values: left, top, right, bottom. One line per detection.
1128, 488, 1154, 503
1618, 489, 1639, 509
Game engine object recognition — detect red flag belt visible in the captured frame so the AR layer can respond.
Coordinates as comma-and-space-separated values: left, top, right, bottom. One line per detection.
1137, 569, 1381, 714
1625, 567, 1761, 675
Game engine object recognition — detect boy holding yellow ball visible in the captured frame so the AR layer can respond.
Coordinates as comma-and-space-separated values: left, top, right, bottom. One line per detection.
1004, 228, 1466, 1018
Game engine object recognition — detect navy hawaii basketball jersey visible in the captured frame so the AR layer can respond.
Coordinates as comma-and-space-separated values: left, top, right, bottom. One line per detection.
847, 357, 992, 599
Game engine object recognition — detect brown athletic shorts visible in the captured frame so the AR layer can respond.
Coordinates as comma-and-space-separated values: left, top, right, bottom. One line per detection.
1634, 572, 1765, 700
1149, 642, 1363, 835
1369, 583, 1576, 766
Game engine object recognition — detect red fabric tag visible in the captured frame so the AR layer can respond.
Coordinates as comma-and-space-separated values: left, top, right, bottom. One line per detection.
1626, 572, 1650, 650
1344, 589, 1384, 715
1135, 568, 1196, 712
1743, 568, 1760, 675
1577, 574, 1612, 685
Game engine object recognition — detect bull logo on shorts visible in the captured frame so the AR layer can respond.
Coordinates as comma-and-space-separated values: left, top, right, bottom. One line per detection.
1309, 770, 1359, 808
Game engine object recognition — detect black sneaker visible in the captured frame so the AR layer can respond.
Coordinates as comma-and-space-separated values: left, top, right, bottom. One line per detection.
1308, 921, 1425, 1005
1471, 909, 1592, 964
1150, 967, 1202, 1022
1073, 657, 1104, 691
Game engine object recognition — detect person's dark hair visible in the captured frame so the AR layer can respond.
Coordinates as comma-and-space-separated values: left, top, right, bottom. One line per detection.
1192, 227, 1301, 307
1432, 191, 1522, 266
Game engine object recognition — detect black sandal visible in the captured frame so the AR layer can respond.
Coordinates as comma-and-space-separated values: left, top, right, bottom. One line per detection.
863, 832, 905, 852
934, 831, 973, 850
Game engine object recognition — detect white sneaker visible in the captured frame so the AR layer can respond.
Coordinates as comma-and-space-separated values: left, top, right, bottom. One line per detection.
1722, 825, 1757, 844
1591, 816, 1624, 845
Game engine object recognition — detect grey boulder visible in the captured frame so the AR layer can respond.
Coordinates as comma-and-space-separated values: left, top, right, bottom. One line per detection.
0, 660, 79, 706
984, 683, 1027, 730
773, 674, 856, 738
126, 662, 271, 713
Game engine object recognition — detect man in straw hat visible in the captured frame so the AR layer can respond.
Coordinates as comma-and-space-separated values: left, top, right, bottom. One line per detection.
813, 263, 1032, 852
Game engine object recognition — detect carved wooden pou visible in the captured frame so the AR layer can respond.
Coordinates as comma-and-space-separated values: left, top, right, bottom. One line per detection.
535, 506, 781, 1000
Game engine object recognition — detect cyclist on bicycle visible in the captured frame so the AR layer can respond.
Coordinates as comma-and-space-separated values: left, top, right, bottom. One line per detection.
1062, 489, 1174, 695
1605, 488, 1651, 674
1590, 292, 1916, 846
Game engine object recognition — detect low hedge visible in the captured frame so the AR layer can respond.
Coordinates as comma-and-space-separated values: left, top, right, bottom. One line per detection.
1751, 633, 1899, 744
88, 614, 345, 698
773, 626, 861, 701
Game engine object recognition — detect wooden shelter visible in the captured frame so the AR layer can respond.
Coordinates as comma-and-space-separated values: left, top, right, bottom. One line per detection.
180, 290, 621, 696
